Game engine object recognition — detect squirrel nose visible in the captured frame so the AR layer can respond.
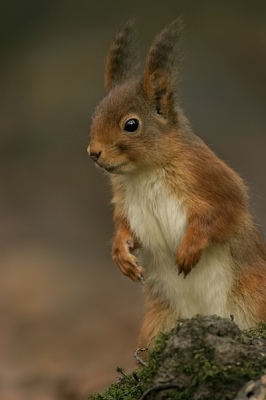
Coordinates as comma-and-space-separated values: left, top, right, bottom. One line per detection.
90, 151, 101, 162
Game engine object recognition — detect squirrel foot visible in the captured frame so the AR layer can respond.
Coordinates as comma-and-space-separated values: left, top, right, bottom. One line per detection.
112, 237, 144, 283
176, 240, 202, 278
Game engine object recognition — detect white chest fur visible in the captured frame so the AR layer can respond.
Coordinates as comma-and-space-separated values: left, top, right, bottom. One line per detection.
121, 170, 187, 252
119, 170, 233, 321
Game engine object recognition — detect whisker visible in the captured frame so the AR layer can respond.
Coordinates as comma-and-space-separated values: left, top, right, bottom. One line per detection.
71, 125, 89, 143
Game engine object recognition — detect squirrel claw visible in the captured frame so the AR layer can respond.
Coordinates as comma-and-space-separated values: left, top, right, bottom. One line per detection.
138, 273, 144, 285
112, 238, 144, 282
177, 261, 197, 278
183, 267, 192, 279
176, 246, 202, 277
178, 266, 191, 279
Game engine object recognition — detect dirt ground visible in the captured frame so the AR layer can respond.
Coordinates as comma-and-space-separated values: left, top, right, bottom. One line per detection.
0, 2, 266, 399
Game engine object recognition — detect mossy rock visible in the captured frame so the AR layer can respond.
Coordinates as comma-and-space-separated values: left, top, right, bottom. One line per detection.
89, 315, 266, 400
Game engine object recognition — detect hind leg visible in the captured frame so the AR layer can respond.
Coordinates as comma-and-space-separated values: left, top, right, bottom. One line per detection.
137, 295, 178, 361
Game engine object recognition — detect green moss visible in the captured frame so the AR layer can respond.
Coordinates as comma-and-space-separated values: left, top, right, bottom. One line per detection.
89, 368, 142, 400
140, 331, 171, 385
244, 322, 266, 340
88, 317, 266, 400
168, 341, 266, 399
88, 331, 170, 400
159, 316, 266, 399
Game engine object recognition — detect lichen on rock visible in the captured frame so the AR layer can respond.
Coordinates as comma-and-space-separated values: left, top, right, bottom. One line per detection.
89, 316, 266, 400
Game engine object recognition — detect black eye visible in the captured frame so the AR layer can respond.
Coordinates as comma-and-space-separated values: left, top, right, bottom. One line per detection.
124, 118, 139, 133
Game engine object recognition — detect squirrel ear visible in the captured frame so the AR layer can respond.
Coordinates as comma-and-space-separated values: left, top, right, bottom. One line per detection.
105, 20, 139, 92
142, 19, 183, 122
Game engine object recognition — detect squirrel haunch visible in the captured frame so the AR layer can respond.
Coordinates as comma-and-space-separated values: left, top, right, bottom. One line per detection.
88, 20, 266, 350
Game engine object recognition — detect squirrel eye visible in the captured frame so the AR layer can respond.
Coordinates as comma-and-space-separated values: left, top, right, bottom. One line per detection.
124, 118, 139, 133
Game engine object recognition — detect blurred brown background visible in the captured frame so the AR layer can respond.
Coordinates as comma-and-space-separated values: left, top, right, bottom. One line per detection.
0, 0, 266, 399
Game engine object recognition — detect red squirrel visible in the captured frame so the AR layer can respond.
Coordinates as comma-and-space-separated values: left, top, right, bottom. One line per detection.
88, 20, 266, 349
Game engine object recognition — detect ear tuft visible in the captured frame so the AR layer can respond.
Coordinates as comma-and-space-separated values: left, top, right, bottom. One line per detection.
105, 20, 139, 92
142, 18, 184, 121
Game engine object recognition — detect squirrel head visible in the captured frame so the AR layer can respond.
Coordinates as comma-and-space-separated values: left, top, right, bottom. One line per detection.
88, 19, 183, 174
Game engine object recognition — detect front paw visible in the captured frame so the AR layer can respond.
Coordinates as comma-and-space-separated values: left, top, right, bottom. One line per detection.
112, 238, 144, 283
176, 242, 202, 278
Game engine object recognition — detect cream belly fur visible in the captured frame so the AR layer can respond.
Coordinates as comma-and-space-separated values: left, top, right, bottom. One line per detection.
120, 170, 234, 321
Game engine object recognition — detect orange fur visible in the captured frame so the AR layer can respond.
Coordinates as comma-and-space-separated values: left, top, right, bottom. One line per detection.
112, 207, 143, 282
137, 294, 178, 350
89, 20, 266, 351
231, 264, 266, 326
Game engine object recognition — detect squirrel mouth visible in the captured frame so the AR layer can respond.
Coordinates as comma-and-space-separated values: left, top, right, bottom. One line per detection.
99, 163, 125, 173
95, 160, 126, 173
103, 165, 118, 173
